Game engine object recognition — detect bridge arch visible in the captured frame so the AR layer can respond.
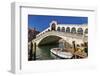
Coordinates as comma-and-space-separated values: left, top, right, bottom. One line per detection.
38, 35, 72, 48
57, 27, 60, 31
77, 28, 83, 35
38, 35, 62, 46
71, 27, 76, 34
33, 31, 86, 47
66, 27, 70, 33
36, 34, 72, 47
51, 23, 56, 31
84, 28, 88, 34
62, 27, 65, 32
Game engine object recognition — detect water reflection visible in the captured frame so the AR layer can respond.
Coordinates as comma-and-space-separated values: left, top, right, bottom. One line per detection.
34, 43, 64, 60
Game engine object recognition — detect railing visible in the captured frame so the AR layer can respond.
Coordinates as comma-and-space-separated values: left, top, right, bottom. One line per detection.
33, 31, 88, 42
36, 27, 51, 37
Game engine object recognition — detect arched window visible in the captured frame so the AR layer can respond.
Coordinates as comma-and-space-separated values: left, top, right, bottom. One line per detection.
48, 29, 50, 31
71, 27, 76, 34
62, 27, 65, 32
57, 27, 60, 31
77, 28, 83, 35
85, 28, 88, 34
51, 23, 56, 31
66, 27, 70, 33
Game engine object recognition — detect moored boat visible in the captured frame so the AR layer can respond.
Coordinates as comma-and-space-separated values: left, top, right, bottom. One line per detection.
50, 48, 73, 59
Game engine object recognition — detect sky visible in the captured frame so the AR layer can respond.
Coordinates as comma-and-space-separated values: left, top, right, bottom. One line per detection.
28, 15, 88, 32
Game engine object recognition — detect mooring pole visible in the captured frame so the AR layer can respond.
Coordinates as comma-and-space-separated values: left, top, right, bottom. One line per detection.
72, 41, 76, 59
84, 42, 88, 56
33, 42, 36, 60
72, 41, 76, 52
29, 41, 33, 60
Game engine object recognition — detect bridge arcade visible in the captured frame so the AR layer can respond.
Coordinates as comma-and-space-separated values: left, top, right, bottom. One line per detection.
37, 21, 88, 37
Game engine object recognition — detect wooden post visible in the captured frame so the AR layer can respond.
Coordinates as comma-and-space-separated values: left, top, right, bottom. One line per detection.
29, 42, 33, 60
84, 42, 88, 56
72, 41, 76, 52
33, 42, 36, 60
72, 41, 77, 59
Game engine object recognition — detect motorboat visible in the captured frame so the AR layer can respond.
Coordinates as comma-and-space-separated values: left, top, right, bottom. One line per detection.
50, 48, 73, 59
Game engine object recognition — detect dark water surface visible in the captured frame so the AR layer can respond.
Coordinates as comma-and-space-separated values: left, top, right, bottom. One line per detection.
35, 43, 64, 60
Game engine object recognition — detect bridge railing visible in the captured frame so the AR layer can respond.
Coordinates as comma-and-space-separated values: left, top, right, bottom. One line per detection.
36, 27, 51, 37
33, 31, 87, 42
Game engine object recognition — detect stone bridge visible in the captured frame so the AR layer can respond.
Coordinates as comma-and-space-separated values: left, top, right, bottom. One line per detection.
32, 31, 87, 46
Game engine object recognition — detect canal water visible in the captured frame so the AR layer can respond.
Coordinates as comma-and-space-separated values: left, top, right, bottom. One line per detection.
34, 43, 64, 60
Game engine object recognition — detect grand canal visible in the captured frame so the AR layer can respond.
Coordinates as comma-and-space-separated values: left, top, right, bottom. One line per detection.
34, 42, 64, 60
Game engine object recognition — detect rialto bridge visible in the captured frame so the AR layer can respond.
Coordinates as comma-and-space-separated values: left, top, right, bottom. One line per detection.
32, 21, 88, 47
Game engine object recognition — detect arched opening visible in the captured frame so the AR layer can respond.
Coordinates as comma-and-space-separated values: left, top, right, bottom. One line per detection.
51, 23, 56, 31
47, 29, 50, 32
66, 27, 70, 33
57, 27, 60, 31
38, 35, 63, 46
71, 27, 76, 34
77, 28, 83, 35
38, 35, 72, 48
84, 28, 88, 34
62, 27, 65, 32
